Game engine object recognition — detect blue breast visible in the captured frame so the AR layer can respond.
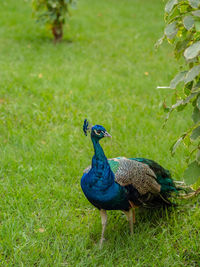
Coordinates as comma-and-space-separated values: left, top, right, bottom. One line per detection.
81, 161, 130, 211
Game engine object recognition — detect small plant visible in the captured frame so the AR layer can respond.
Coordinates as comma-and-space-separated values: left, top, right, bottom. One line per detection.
32, 0, 75, 42
159, 0, 200, 185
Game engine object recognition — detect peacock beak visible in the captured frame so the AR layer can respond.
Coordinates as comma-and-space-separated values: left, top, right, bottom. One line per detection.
104, 131, 112, 138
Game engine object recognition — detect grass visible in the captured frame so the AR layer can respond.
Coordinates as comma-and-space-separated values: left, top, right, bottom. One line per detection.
0, 0, 200, 266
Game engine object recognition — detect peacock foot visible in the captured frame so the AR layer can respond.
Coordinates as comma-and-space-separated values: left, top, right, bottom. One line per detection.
99, 237, 106, 249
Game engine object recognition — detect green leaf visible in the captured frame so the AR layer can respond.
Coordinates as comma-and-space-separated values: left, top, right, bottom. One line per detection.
170, 71, 187, 89
183, 135, 191, 147
170, 134, 186, 155
32, 0, 74, 27
171, 93, 198, 110
192, 106, 200, 123
183, 16, 194, 30
184, 92, 199, 104
189, 0, 200, 8
184, 41, 200, 60
183, 160, 200, 185
155, 36, 165, 48
192, 10, 200, 17
190, 125, 200, 140
171, 99, 184, 109
195, 21, 200, 31
165, 0, 178, 13
184, 84, 192, 96
197, 149, 200, 163
164, 22, 178, 39
197, 95, 200, 110
192, 80, 200, 92
171, 93, 178, 105
184, 65, 200, 84
176, 39, 189, 53
179, 4, 190, 13
177, 103, 187, 111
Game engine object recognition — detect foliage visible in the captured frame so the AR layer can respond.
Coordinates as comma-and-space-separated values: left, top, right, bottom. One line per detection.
1, 0, 200, 265
32, 0, 75, 42
161, 0, 200, 185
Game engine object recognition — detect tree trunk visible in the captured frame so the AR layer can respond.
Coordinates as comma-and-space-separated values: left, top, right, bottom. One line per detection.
52, 23, 63, 43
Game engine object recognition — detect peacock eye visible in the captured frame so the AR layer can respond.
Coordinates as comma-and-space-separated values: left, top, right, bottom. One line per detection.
94, 129, 102, 135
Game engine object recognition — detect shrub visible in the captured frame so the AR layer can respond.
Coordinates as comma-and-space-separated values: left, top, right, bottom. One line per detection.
32, 0, 75, 42
160, 0, 200, 185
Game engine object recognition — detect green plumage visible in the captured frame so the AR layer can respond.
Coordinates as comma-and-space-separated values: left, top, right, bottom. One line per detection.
131, 158, 178, 193
108, 160, 119, 174
108, 156, 179, 207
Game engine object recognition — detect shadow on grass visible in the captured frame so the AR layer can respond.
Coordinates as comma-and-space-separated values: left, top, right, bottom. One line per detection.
87, 205, 180, 248
9, 32, 75, 47
29, 36, 74, 45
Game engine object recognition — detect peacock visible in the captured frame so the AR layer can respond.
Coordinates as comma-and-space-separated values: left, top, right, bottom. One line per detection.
81, 119, 198, 247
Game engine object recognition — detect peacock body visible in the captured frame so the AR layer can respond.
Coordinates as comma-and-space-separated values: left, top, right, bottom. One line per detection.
81, 120, 182, 247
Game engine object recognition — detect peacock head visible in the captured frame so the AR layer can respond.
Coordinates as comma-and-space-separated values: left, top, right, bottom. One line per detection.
91, 125, 112, 140
83, 119, 112, 140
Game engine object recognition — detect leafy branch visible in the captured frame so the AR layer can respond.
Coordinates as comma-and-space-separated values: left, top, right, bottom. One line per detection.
160, 0, 200, 185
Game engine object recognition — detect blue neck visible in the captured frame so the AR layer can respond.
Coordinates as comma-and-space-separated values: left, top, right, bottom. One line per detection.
92, 137, 107, 162
91, 136, 112, 181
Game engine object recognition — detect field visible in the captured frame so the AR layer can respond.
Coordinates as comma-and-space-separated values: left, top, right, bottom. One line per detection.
0, 0, 200, 266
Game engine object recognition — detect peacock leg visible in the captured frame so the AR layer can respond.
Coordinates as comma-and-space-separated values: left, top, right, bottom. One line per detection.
123, 209, 133, 235
132, 208, 136, 224
99, 209, 107, 248
129, 200, 136, 224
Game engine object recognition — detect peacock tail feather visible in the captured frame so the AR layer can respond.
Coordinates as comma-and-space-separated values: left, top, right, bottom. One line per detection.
130, 158, 178, 193
108, 156, 199, 207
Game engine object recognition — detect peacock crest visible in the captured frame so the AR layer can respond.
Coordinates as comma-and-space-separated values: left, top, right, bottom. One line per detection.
83, 119, 90, 136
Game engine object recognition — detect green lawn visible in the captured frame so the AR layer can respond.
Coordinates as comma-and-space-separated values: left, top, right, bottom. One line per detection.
0, 0, 200, 266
